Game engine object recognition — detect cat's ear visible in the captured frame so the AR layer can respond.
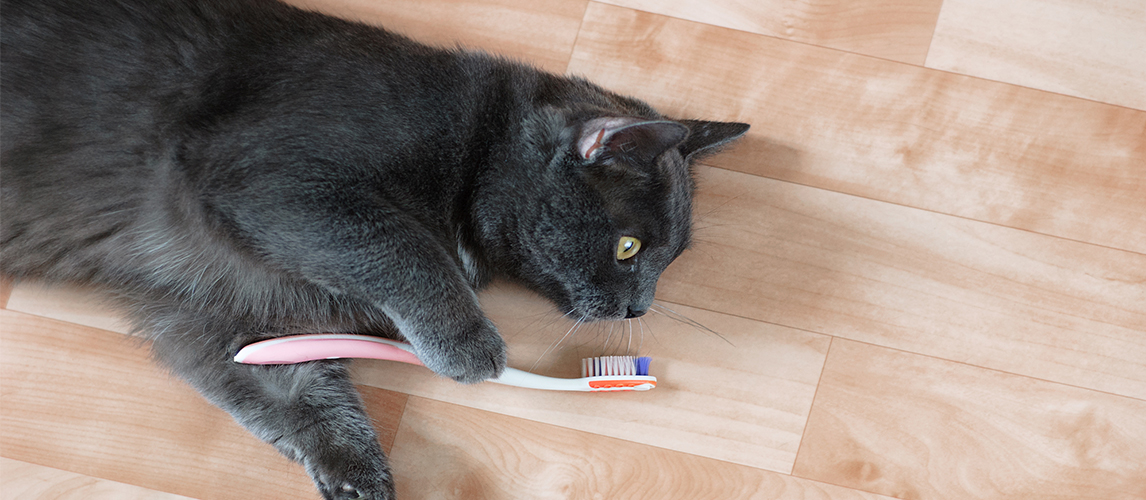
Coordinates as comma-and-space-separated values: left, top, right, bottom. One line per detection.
676, 120, 751, 160
578, 118, 689, 164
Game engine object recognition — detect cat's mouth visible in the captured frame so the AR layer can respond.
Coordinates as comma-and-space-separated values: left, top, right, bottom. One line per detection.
578, 308, 629, 322
543, 276, 654, 321
561, 297, 637, 322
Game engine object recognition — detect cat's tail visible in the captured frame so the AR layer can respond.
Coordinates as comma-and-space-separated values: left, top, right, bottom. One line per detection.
234, 334, 656, 392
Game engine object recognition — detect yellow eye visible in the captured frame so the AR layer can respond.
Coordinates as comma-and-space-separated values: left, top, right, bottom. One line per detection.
616, 236, 642, 260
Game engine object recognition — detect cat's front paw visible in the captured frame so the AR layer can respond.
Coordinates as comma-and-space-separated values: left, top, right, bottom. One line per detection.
308, 449, 395, 500
415, 318, 506, 384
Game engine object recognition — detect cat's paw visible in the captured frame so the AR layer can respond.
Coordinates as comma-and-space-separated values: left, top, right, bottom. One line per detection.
317, 482, 379, 500
416, 318, 507, 384
308, 450, 395, 500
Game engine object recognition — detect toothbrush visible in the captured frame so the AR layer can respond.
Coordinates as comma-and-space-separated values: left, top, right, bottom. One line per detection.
234, 333, 656, 392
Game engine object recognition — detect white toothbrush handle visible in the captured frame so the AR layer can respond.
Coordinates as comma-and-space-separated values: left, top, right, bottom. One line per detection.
492, 368, 656, 392
491, 367, 594, 390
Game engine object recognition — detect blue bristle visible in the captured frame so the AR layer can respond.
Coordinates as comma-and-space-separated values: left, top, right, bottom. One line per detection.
635, 356, 652, 376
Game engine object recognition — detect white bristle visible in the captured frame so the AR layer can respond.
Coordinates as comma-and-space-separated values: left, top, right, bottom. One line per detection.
581, 356, 637, 377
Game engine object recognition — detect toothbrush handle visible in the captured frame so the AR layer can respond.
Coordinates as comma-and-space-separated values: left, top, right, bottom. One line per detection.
491, 367, 591, 390
234, 334, 424, 366
234, 334, 656, 392
491, 368, 656, 392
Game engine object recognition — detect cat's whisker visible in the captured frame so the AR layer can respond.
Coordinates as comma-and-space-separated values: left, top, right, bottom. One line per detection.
570, 322, 594, 349
625, 318, 634, 355
636, 317, 646, 354
619, 319, 631, 355
650, 302, 735, 346
640, 314, 662, 347
602, 321, 617, 354
696, 192, 745, 221
511, 307, 573, 342
530, 313, 587, 372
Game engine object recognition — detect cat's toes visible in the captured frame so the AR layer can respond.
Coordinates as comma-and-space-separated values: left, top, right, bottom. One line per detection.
325, 483, 367, 500
418, 318, 507, 384
314, 475, 394, 500
316, 481, 384, 500
308, 452, 395, 500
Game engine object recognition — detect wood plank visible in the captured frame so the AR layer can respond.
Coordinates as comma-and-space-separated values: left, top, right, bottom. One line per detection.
0, 276, 11, 309
4, 282, 831, 474
353, 281, 831, 474
793, 339, 1146, 499
927, 0, 1146, 111
0, 458, 195, 500
361, 384, 409, 456
5, 283, 131, 334
3, 282, 830, 475
660, 166, 1146, 399
283, 0, 587, 73
390, 396, 896, 500
595, 0, 944, 65
568, 3, 1146, 253
0, 309, 408, 500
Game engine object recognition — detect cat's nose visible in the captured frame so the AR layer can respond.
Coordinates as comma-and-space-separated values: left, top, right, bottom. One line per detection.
625, 306, 647, 319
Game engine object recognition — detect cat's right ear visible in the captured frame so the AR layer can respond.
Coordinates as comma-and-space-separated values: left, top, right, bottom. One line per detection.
676, 120, 751, 160
578, 118, 689, 165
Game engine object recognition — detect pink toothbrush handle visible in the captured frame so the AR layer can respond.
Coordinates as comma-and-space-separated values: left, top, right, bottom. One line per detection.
233, 334, 424, 366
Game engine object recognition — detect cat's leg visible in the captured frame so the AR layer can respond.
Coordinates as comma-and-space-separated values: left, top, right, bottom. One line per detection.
232, 193, 506, 383
147, 312, 394, 500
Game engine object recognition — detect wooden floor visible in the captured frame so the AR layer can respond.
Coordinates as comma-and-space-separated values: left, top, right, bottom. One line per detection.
2, 0, 1144, 498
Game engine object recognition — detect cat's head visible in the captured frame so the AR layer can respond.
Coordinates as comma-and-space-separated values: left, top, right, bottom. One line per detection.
475, 111, 749, 321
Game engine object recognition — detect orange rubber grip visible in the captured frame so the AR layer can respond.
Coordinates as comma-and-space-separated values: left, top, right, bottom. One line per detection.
588, 379, 656, 389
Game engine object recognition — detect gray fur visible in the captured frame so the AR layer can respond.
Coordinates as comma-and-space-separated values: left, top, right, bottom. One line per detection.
0, 0, 749, 498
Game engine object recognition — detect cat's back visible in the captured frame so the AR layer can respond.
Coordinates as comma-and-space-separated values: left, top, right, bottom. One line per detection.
0, 0, 503, 292
0, 0, 290, 280
1, 0, 474, 192
1, 0, 319, 150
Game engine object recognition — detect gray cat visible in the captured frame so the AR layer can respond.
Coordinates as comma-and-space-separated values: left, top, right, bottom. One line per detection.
0, 0, 749, 498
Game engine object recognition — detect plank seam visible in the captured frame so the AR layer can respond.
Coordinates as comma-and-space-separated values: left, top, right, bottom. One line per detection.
791, 335, 834, 475
649, 298, 1146, 403
698, 164, 1146, 256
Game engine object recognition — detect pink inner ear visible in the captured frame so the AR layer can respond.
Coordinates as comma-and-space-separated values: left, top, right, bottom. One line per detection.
578, 117, 639, 160
583, 128, 606, 159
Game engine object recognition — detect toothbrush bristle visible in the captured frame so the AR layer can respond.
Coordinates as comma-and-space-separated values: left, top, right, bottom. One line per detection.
636, 356, 651, 376
580, 356, 652, 377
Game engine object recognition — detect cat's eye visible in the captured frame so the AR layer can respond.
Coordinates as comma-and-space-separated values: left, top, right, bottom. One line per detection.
616, 236, 642, 260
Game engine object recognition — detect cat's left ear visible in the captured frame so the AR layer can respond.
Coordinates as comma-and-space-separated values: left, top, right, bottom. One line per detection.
676, 120, 751, 160
578, 118, 689, 164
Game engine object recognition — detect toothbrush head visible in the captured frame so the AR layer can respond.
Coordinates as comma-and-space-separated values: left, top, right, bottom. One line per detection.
581, 356, 652, 377
580, 356, 657, 391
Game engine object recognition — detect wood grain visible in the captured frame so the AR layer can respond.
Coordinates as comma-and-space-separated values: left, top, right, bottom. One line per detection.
0, 309, 408, 500
283, 0, 587, 73
361, 385, 409, 456
354, 281, 831, 474
390, 396, 897, 500
5, 283, 131, 334
0, 276, 11, 309
660, 166, 1146, 399
0, 458, 195, 500
793, 339, 1146, 499
4, 1, 1146, 498
927, 0, 1146, 111
568, 3, 1146, 253
596, 0, 945, 65
4, 280, 831, 474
